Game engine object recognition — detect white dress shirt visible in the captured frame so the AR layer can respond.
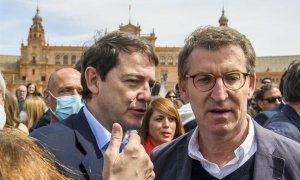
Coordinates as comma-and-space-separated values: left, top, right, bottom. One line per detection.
188, 115, 257, 179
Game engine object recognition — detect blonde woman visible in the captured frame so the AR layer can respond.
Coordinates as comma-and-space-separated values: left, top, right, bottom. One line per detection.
0, 128, 70, 180
139, 97, 184, 155
4, 91, 28, 134
23, 96, 47, 129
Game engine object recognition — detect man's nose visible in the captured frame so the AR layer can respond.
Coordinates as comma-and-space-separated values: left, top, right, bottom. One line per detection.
137, 84, 152, 102
210, 78, 228, 102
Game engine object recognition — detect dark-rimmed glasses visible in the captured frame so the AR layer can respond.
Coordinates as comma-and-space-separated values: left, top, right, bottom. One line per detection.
185, 71, 251, 92
263, 96, 282, 104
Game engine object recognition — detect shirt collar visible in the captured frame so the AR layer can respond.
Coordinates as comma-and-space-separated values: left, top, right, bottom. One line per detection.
188, 114, 257, 178
83, 105, 137, 154
83, 105, 111, 154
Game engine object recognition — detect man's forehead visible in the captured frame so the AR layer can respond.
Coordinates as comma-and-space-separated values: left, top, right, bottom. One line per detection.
18, 85, 27, 90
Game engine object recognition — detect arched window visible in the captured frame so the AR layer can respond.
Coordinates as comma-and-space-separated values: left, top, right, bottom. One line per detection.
71, 55, 76, 64
55, 55, 61, 64
160, 56, 165, 65
63, 55, 68, 64
168, 56, 173, 65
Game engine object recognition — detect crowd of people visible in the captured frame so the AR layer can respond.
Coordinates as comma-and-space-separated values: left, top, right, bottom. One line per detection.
0, 26, 299, 180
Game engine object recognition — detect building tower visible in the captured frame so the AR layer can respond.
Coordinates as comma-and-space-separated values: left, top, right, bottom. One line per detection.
20, 6, 48, 84
219, 7, 229, 27
27, 7, 46, 47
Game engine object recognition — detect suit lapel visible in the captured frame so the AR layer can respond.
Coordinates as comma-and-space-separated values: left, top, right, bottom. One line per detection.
252, 121, 285, 179
72, 109, 104, 180
176, 132, 193, 180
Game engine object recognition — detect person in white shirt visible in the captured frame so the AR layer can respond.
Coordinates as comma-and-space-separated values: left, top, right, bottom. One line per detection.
151, 25, 300, 180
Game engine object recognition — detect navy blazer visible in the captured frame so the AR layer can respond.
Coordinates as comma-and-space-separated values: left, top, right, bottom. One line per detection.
151, 120, 300, 180
264, 104, 300, 143
30, 108, 103, 180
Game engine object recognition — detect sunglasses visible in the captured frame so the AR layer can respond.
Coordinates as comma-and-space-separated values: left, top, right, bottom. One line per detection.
167, 96, 177, 99
263, 96, 282, 104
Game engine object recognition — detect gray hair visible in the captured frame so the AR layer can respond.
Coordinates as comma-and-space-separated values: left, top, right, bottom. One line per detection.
178, 26, 256, 81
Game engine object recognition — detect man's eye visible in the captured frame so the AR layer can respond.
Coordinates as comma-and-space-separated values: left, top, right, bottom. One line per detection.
195, 75, 213, 85
225, 74, 240, 83
127, 79, 139, 84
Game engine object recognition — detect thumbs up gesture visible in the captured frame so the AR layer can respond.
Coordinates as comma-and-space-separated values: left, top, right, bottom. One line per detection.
103, 123, 155, 180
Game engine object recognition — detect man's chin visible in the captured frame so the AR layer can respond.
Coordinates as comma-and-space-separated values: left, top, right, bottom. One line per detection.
123, 120, 143, 131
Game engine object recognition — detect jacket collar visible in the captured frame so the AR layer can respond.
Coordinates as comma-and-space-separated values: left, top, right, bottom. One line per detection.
252, 120, 285, 179
177, 121, 286, 179
71, 108, 104, 180
175, 131, 193, 180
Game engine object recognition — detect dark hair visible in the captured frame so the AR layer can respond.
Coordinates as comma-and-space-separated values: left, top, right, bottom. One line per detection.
151, 82, 161, 96
283, 60, 300, 102
278, 70, 287, 95
80, 31, 158, 101
165, 90, 178, 98
256, 83, 279, 101
178, 26, 256, 81
26, 83, 41, 97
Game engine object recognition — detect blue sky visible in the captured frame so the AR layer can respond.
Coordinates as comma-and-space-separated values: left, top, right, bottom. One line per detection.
0, 0, 299, 56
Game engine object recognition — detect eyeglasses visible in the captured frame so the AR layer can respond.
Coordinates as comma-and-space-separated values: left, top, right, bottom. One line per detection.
185, 71, 250, 92
263, 96, 282, 104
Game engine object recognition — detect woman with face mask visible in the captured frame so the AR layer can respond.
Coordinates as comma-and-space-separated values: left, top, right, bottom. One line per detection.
139, 97, 185, 155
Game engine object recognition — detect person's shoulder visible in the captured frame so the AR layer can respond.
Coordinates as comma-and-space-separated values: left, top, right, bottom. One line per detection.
30, 115, 76, 140
256, 122, 300, 151
264, 111, 292, 128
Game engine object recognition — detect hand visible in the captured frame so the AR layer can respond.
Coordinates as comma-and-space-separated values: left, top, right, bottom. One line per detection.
103, 123, 155, 180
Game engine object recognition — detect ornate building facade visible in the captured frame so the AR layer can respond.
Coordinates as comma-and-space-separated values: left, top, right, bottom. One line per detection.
0, 8, 299, 94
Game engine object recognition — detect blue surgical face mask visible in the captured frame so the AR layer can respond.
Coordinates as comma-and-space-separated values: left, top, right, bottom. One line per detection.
48, 91, 84, 121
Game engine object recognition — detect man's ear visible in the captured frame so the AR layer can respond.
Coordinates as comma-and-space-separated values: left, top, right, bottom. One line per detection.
248, 73, 257, 99
85, 67, 100, 95
179, 80, 189, 103
43, 90, 50, 106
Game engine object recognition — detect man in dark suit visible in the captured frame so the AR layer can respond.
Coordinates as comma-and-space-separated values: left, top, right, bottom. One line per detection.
151, 26, 300, 179
31, 31, 158, 179
265, 61, 300, 143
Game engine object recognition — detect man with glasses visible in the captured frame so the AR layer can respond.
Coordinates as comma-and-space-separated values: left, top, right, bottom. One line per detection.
265, 61, 300, 143
256, 83, 282, 111
254, 83, 284, 126
16, 85, 27, 111
151, 26, 300, 179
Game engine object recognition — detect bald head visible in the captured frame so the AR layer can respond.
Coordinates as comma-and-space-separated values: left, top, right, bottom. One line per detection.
45, 68, 82, 123
16, 85, 27, 100
47, 68, 81, 92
